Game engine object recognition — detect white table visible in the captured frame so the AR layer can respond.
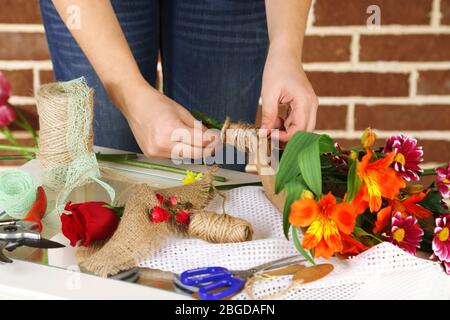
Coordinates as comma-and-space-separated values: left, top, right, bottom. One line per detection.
0, 147, 260, 300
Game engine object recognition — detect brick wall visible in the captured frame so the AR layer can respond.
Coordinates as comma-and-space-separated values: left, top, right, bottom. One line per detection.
1, 0, 450, 167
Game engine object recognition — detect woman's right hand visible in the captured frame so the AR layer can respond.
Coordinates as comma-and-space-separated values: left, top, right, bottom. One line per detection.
119, 82, 215, 159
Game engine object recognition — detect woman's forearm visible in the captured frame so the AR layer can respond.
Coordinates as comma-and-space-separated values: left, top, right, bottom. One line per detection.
51, 0, 148, 112
264, 0, 312, 63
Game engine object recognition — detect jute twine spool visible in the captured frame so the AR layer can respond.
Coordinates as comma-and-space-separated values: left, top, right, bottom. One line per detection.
36, 78, 115, 216
188, 211, 253, 243
36, 78, 95, 189
220, 117, 258, 154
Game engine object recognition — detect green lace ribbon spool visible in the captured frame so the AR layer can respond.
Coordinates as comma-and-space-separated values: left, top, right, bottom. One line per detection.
36, 77, 115, 218
0, 169, 36, 219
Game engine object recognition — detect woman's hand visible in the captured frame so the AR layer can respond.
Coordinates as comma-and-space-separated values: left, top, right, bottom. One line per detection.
261, 47, 318, 143
120, 82, 213, 159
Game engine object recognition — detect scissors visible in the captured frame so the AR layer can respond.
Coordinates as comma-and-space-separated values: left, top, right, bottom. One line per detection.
176, 255, 306, 300
0, 219, 65, 263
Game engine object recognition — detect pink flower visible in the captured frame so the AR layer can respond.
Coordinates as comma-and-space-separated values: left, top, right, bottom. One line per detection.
0, 104, 16, 128
151, 206, 170, 223
384, 212, 423, 255
436, 164, 450, 199
384, 135, 423, 182
0, 71, 11, 106
175, 210, 190, 224
432, 214, 450, 274
168, 196, 177, 206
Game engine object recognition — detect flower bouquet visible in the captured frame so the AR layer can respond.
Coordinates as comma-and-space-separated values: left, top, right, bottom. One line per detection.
277, 127, 450, 274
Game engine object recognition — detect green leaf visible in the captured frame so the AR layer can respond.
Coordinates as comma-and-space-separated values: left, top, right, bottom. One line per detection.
292, 226, 316, 265
275, 132, 305, 194
346, 159, 363, 203
276, 132, 334, 195
319, 134, 337, 154
418, 190, 447, 214
282, 176, 306, 239
298, 134, 322, 196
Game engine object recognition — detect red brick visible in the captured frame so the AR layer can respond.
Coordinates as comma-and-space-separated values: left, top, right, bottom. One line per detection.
303, 36, 351, 63
360, 35, 450, 62
1, 70, 33, 96
316, 105, 347, 130
420, 140, 450, 163
443, 0, 450, 25
0, 138, 36, 167
0, 33, 50, 60
314, 0, 433, 26
418, 70, 450, 95
355, 105, 450, 131
307, 72, 409, 97
39, 70, 54, 85
336, 138, 450, 163
0, 0, 41, 24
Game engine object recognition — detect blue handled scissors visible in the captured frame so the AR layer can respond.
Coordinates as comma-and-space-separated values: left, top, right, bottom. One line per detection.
177, 255, 306, 300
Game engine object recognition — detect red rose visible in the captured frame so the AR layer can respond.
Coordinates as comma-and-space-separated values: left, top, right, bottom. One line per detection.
0, 72, 11, 106
152, 206, 171, 222
0, 104, 16, 128
60, 201, 120, 247
175, 210, 191, 224
155, 193, 164, 206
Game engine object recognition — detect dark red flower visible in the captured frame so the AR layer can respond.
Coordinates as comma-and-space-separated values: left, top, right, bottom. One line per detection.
0, 72, 11, 106
0, 104, 16, 128
151, 206, 171, 222
155, 193, 164, 206
175, 210, 191, 224
60, 201, 120, 247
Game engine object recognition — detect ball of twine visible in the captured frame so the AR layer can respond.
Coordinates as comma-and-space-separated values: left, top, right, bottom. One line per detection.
188, 211, 253, 243
0, 170, 36, 219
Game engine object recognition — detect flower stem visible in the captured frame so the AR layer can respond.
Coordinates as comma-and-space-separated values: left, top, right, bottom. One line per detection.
191, 109, 224, 130
0, 154, 31, 161
0, 144, 38, 153
99, 158, 227, 182
421, 168, 437, 176
14, 109, 39, 144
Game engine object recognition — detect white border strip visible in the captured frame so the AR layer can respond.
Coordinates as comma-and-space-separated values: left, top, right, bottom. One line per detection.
0, 24, 45, 33
317, 130, 450, 140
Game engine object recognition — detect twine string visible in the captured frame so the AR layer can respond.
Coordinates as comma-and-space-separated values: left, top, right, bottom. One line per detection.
188, 211, 253, 243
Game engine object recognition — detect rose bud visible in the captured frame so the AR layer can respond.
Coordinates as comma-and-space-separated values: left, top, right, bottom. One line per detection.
151, 206, 171, 223
0, 72, 11, 106
175, 210, 191, 224
61, 201, 121, 247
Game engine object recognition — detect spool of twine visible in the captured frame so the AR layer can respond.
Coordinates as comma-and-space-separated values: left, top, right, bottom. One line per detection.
36, 78, 95, 190
220, 117, 259, 154
0, 170, 36, 219
187, 211, 253, 243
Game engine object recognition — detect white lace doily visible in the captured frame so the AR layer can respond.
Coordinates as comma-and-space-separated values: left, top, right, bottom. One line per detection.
140, 187, 450, 300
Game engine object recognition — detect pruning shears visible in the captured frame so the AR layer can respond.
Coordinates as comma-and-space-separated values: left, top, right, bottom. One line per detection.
0, 219, 65, 263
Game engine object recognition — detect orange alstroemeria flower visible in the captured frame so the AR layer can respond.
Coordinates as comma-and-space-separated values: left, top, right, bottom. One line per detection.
357, 149, 406, 213
373, 191, 433, 234
289, 193, 357, 259
339, 232, 369, 258
391, 191, 432, 219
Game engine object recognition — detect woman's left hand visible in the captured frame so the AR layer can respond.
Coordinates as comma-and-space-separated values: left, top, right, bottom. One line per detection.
261, 47, 318, 143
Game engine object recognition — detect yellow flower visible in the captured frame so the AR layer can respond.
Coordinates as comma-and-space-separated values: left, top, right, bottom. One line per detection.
182, 170, 203, 185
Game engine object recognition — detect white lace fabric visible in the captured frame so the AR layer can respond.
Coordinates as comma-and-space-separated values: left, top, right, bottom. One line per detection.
140, 187, 450, 300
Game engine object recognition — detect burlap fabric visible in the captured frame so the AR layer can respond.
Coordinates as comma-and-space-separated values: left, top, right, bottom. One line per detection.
76, 173, 253, 277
